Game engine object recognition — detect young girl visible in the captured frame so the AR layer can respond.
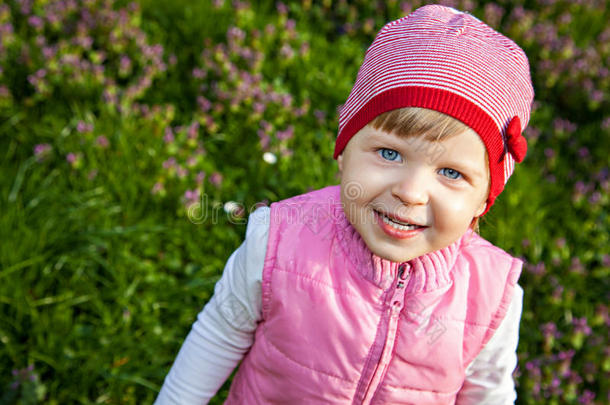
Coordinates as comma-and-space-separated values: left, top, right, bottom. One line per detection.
156, 5, 533, 404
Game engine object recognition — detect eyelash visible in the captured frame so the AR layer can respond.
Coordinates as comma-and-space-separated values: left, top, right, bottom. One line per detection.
439, 168, 462, 180
377, 148, 464, 180
378, 148, 402, 162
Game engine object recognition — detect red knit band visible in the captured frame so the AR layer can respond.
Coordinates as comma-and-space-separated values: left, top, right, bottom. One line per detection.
333, 87, 506, 214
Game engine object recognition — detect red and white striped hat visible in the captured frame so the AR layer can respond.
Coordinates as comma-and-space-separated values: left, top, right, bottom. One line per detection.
333, 5, 534, 214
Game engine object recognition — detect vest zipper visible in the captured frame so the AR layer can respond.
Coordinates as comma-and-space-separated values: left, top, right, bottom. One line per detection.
359, 263, 409, 404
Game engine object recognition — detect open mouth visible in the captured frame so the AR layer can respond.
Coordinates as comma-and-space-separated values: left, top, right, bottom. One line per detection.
375, 210, 426, 231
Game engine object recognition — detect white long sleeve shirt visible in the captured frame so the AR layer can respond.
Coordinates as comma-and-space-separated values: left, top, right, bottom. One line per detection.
156, 207, 523, 404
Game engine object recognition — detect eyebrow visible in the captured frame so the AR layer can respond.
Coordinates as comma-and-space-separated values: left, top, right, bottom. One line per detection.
366, 130, 405, 143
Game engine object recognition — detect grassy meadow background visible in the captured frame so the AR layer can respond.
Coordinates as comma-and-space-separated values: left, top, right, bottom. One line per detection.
1, 0, 608, 403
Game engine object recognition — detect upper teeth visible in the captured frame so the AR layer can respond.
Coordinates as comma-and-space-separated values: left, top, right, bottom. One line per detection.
381, 213, 420, 230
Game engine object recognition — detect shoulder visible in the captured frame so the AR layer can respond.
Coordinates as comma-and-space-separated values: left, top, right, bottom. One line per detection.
245, 205, 270, 237
272, 185, 341, 207
269, 185, 342, 229
459, 231, 519, 265
457, 231, 523, 284
456, 232, 524, 332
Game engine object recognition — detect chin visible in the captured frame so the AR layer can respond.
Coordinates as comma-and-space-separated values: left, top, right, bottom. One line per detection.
370, 247, 416, 264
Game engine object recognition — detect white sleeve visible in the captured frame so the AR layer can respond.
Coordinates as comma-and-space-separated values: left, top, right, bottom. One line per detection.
154, 207, 270, 405
456, 284, 524, 405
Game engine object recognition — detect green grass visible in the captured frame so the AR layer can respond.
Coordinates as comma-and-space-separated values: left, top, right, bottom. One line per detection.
1, 0, 609, 403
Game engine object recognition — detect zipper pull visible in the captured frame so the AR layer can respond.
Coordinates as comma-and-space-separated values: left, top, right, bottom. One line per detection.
396, 264, 407, 289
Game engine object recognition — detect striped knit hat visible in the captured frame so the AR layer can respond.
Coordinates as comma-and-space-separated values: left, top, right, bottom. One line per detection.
333, 5, 534, 214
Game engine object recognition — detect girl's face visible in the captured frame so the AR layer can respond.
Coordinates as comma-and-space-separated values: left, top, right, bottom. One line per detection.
337, 124, 489, 263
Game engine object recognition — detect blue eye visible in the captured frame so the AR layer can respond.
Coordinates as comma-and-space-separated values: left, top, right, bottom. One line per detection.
378, 148, 402, 162
440, 168, 462, 179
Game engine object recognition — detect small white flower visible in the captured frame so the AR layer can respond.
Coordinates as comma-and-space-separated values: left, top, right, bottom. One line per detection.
224, 201, 240, 214
263, 152, 277, 164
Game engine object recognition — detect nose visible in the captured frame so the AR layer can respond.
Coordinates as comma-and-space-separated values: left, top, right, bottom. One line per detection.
391, 167, 429, 206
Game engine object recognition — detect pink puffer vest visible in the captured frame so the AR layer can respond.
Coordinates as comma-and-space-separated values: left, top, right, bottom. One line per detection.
225, 185, 521, 404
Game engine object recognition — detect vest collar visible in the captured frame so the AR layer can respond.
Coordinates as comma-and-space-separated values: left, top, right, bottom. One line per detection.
332, 202, 470, 293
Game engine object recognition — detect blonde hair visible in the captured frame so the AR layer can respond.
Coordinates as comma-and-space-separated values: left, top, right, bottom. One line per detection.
369, 107, 489, 232
370, 107, 469, 141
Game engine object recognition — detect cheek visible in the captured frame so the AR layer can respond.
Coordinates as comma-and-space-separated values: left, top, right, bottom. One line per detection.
342, 180, 366, 202
341, 167, 382, 198
434, 198, 479, 228
440, 196, 471, 213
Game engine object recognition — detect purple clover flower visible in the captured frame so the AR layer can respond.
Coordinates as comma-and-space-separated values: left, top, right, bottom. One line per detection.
573, 181, 590, 195
264, 24, 275, 36
577, 147, 590, 158
193, 68, 207, 79
553, 118, 577, 134
573, 317, 592, 336
34, 143, 51, 157
483, 3, 504, 27
227, 26, 246, 43
151, 182, 164, 195
588, 191, 601, 205
579, 390, 595, 404
541, 322, 558, 339
163, 127, 174, 143
314, 109, 326, 124
209, 172, 223, 186
28, 15, 44, 29
570, 257, 584, 274
525, 359, 542, 376
177, 166, 188, 179
526, 261, 546, 276
551, 285, 563, 301
119, 55, 132, 73
557, 349, 575, 362
77, 121, 93, 133
280, 93, 293, 108
590, 89, 604, 102
19, 0, 32, 15
204, 115, 217, 132
188, 122, 199, 139
276, 125, 294, 141
162, 157, 176, 169
33, 143, 52, 162
276, 1, 288, 15
184, 189, 200, 202
252, 102, 265, 114
186, 156, 197, 167
555, 237, 566, 248
95, 136, 109, 148
231, 0, 248, 11
258, 129, 270, 149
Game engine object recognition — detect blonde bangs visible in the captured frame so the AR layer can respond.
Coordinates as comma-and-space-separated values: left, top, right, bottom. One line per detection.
369, 107, 471, 141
